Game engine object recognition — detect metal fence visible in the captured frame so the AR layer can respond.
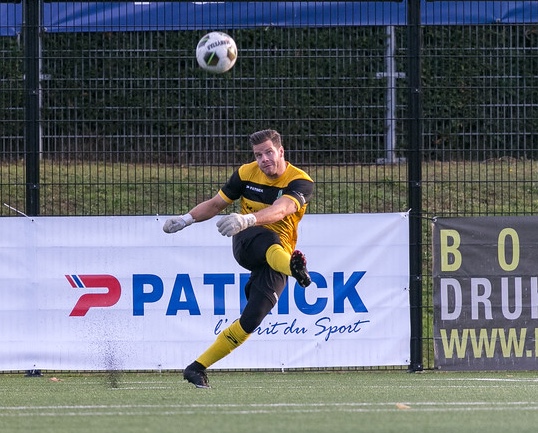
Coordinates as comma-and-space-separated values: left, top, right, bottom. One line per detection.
1, 1, 538, 369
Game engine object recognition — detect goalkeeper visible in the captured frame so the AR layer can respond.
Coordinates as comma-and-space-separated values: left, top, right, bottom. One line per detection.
163, 129, 314, 388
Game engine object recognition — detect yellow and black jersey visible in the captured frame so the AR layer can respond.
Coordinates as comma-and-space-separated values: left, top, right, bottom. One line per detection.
218, 161, 314, 253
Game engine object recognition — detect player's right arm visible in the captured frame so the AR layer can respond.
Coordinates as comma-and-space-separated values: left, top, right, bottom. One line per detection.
189, 194, 229, 222
163, 194, 229, 234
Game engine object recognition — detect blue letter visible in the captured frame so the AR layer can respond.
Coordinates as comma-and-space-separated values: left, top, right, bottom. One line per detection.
294, 272, 327, 315
166, 274, 200, 315
204, 273, 235, 315
333, 271, 367, 313
133, 274, 164, 316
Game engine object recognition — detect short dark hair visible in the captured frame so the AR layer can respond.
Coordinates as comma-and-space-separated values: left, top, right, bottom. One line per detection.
248, 129, 282, 147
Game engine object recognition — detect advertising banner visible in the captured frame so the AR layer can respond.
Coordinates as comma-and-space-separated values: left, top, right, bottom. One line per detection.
0, 213, 410, 371
433, 216, 538, 370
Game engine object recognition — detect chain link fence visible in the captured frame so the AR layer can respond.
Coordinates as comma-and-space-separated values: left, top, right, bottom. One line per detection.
1, 2, 537, 368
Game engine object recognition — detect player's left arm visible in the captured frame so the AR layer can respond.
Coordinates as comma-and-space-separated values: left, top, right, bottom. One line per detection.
255, 178, 314, 224
250, 195, 299, 225
216, 196, 298, 237
252, 177, 312, 222
216, 178, 314, 237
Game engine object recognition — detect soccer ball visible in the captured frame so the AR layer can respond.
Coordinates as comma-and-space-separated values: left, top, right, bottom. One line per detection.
196, 32, 237, 74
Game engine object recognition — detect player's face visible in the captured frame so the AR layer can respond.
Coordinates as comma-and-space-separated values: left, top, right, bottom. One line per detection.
252, 140, 286, 179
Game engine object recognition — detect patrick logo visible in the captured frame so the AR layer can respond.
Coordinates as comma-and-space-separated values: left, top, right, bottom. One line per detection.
65, 274, 121, 316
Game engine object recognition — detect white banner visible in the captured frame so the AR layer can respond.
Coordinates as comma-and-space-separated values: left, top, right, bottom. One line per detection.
0, 213, 410, 371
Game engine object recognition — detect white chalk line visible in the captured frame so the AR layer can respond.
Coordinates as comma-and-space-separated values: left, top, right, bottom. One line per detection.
1, 401, 538, 417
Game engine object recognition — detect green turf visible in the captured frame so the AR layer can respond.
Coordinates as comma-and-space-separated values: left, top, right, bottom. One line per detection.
1, 370, 537, 433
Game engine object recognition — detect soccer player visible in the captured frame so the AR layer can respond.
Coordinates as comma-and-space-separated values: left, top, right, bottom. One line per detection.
163, 129, 314, 388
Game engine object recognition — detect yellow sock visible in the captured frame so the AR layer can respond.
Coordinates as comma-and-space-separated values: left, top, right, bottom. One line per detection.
196, 320, 250, 368
266, 244, 291, 275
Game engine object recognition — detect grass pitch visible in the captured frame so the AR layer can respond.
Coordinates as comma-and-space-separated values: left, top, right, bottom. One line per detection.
1, 370, 537, 433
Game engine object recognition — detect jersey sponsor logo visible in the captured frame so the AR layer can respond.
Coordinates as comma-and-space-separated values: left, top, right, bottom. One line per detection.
246, 184, 264, 193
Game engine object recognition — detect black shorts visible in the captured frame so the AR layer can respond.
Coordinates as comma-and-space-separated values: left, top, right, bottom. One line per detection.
232, 226, 288, 306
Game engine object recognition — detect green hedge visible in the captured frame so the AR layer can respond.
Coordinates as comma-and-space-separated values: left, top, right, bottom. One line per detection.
1, 25, 537, 163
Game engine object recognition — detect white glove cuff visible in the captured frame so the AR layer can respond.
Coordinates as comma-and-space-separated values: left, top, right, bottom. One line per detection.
183, 213, 195, 226
245, 213, 257, 227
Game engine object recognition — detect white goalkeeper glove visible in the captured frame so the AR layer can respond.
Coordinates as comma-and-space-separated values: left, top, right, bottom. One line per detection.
216, 213, 256, 237
163, 213, 195, 233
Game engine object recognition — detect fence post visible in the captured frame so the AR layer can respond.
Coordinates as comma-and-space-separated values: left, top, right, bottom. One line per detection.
407, 0, 423, 371
23, 0, 42, 216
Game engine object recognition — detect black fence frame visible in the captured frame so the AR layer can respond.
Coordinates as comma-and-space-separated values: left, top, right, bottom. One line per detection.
3, 0, 538, 371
